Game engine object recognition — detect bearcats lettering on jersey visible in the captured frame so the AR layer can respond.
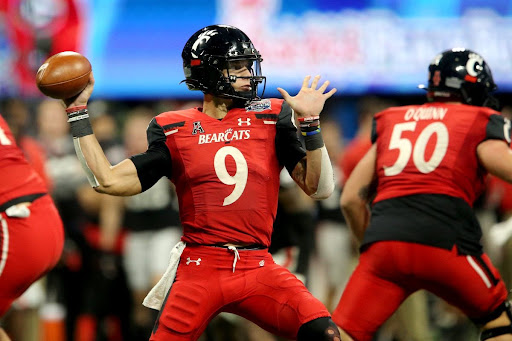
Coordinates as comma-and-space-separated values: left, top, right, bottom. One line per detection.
144, 99, 305, 247
0, 115, 47, 207
198, 129, 251, 144
364, 103, 512, 255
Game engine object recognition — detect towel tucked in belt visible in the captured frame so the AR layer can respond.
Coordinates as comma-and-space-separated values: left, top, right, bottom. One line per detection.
143, 241, 186, 311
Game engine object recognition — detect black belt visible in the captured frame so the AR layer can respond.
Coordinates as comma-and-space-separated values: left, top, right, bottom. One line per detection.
179, 243, 268, 251
206, 243, 267, 250
0, 193, 46, 213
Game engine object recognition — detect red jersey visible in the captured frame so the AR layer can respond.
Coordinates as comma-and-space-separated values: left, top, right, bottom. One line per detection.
372, 103, 508, 206
0, 115, 47, 206
363, 103, 511, 254
145, 99, 305, 247
340, 136, 372, 181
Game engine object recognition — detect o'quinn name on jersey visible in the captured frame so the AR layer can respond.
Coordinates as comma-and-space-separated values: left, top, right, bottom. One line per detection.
404, 107, 448, 121
198, 129, 251, 144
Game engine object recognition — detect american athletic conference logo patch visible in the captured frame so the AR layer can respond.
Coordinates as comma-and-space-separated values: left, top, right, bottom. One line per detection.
192, 121, 205, 134
245, 99, 271, 112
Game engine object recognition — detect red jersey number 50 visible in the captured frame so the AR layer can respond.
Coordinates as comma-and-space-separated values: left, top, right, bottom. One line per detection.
214, 146, 248, 206
383, 122, 449, 176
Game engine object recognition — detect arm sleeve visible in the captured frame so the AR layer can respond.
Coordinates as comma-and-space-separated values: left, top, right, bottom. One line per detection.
275, 101, 307, 173
371, 117, 378, 143
485, 114, 512, 144
129, 118, 172, 192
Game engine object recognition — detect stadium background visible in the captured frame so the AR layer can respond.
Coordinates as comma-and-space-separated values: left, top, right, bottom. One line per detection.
1, 0, 512, 340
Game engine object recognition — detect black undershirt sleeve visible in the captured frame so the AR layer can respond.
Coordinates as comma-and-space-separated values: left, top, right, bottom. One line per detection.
275, 101, 307, 173
485, 114, 512, 143
371, 117, 378, 143
129, 118, 172, 192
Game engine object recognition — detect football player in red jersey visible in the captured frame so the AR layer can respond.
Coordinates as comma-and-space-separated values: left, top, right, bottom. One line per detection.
333, 48, 512, 341
0, 114, 64, 341
58, 25, 341, 340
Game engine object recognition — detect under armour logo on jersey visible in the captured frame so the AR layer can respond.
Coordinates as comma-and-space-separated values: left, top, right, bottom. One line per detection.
186, 257, 201, 266
192, 121, 205, 135
259, 260, 265, 267
238, 118, 251, 126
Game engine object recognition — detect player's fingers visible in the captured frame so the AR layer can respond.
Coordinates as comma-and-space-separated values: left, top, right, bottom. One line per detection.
324, 87, 338, 98
277, 87, 291, 102
302, 75, 311, 89
63, 94, 80, 108
318, 80, 330, 92
311, 75, 321, 89
89, 71, 95, 85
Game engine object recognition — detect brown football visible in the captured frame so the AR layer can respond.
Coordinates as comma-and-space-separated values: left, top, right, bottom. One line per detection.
36, 51, 92, 99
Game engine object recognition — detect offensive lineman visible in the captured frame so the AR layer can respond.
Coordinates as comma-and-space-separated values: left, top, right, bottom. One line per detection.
334, 48, 512, 341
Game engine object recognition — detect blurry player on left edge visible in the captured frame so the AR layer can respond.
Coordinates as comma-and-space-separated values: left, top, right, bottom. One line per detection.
0, 114, 64, 341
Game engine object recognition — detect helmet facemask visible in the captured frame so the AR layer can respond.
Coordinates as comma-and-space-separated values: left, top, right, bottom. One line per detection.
216, 53, 266, 103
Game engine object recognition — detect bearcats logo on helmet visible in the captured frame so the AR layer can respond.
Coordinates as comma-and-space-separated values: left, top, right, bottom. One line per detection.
191, 30, 218, 58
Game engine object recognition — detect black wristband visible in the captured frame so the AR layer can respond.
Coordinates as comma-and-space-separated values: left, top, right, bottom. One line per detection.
70, 118, 93, 138
67, 108, 93, 138
304, 133, 324, 151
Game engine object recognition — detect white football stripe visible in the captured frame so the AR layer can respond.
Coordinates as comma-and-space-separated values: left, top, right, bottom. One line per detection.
0, 217, 9, 277
165, 129, 179, 136
466, 255, 492, 289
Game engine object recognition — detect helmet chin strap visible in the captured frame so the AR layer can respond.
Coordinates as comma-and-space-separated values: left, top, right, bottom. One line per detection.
483, 95, 501, 111
460, 87, 501, 111
222, 75, 258, 102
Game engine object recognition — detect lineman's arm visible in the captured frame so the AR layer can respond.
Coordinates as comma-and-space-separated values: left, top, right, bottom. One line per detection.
64, 72, 142, 196
477, 139, 512, 182
340, 144, 377, 244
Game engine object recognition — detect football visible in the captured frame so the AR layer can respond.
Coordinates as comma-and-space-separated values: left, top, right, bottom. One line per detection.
36, 51, 92, 99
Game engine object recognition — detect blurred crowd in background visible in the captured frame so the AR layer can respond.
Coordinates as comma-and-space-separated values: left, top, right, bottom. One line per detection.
2, 0, 512, 340
2, 95, 512, 341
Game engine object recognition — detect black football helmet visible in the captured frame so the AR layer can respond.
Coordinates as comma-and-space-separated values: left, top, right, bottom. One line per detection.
182, 25, 266, 104
419, 48, 499, 110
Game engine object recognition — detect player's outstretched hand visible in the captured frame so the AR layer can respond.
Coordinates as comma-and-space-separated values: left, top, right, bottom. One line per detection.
277, 75, 337, 118
62, 71, 95, 110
